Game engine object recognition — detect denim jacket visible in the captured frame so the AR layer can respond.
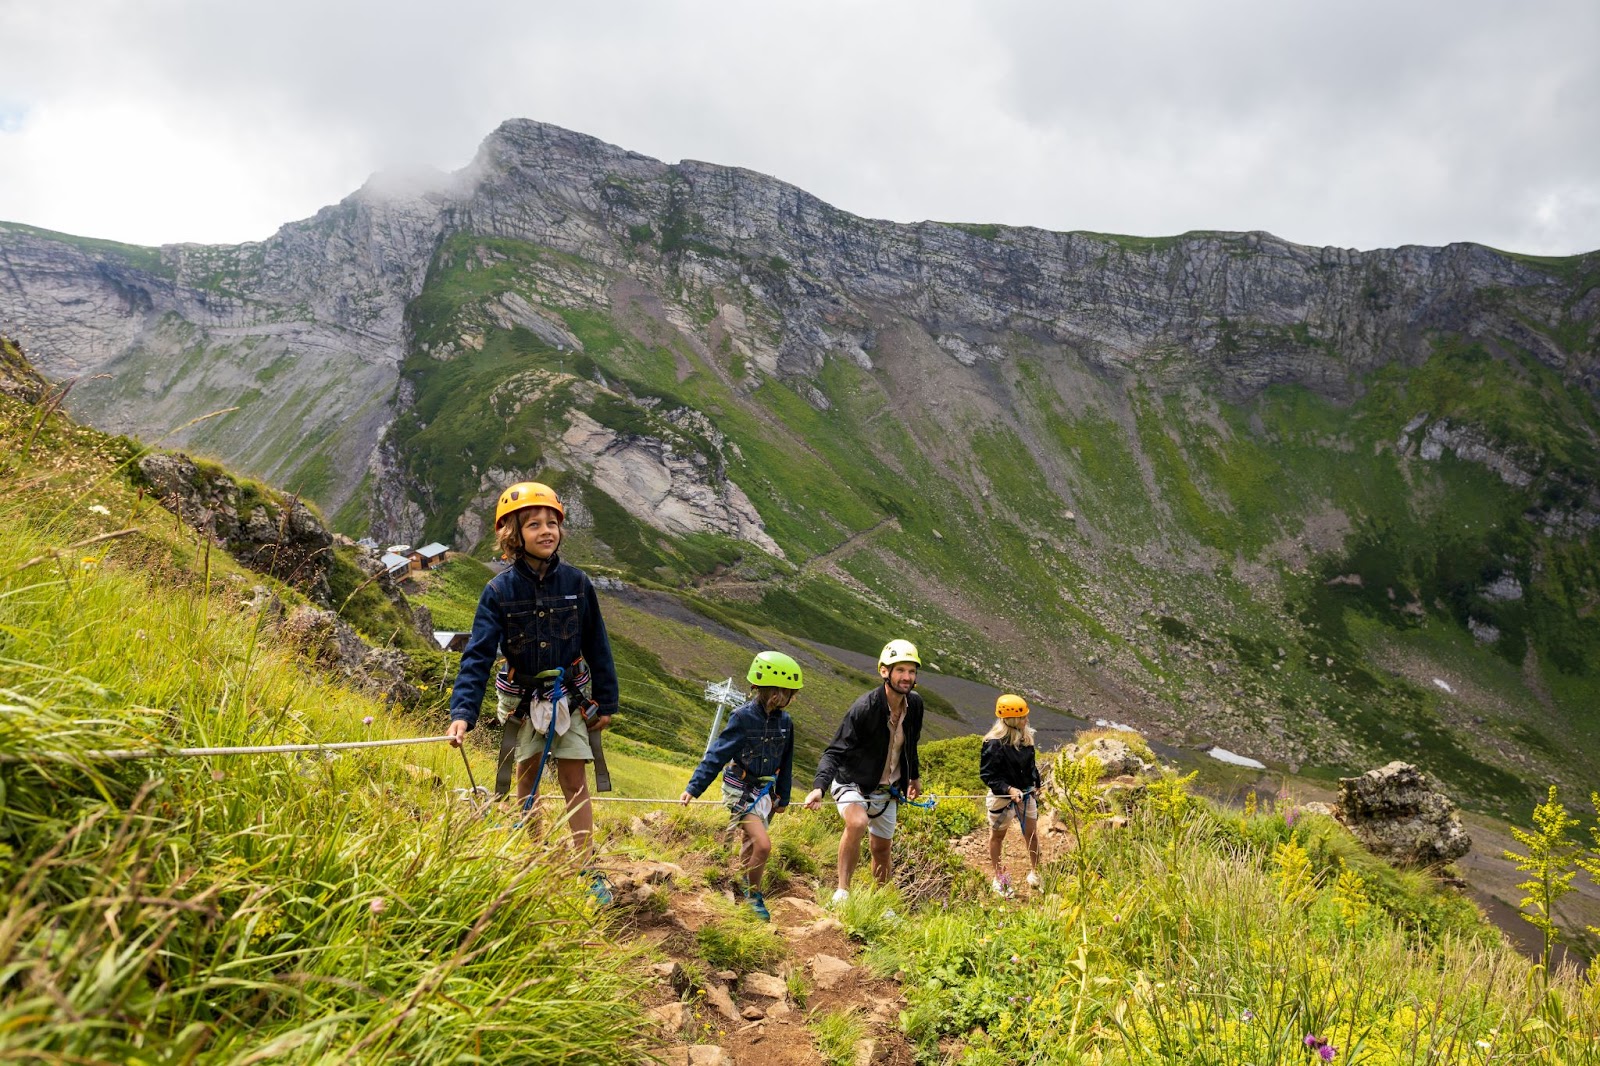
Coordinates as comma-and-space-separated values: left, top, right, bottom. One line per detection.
684, 699, 795, 808
448, 553, 619, 730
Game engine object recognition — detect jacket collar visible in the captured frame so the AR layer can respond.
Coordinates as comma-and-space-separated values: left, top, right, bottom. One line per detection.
511, 551, 562, 582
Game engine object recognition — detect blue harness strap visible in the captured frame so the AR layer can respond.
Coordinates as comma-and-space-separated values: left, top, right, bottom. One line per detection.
888, 784, 938, 811
521, 667, 563, 815
731, 776, 776, 821
1005, 788, 1035, 837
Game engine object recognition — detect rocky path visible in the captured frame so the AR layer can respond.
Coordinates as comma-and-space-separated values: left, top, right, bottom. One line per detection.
607, 859, 915, 1066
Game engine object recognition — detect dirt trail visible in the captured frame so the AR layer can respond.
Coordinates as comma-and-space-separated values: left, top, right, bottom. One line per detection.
606, 831, 916, 1066
692, 517, 902, 598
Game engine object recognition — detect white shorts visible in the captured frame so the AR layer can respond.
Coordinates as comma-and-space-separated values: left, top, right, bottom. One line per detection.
986, 793, 1038, 831
831, 782, 898, 840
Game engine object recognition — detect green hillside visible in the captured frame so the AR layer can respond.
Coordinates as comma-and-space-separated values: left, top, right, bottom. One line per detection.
4, 373, 1600, 1063
373, 232, 1600, 817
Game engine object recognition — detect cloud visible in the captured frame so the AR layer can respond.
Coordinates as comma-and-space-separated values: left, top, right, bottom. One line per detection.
1, 0, 1596, 254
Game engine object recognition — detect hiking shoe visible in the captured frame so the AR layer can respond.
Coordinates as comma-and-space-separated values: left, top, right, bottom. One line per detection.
586, 871, 615, 907
991, 876, 1015, 898
830, 888, 850, 906
745, 890, 771, 922
1025, 870, 1041, 889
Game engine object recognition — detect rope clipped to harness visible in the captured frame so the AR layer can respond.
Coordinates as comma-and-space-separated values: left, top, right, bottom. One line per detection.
521, 667, 563, 816
1002, 787, 1036, 837
889, 784, 938, 810
730, 776, 777, 821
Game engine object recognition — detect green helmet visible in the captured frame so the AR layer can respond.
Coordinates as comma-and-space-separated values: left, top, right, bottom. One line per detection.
747, 651, 804, 690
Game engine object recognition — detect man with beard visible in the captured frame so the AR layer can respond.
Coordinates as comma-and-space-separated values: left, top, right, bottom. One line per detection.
803, 639, 925, 904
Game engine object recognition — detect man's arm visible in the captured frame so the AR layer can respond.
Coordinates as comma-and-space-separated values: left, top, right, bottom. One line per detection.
810, 701, 860, 792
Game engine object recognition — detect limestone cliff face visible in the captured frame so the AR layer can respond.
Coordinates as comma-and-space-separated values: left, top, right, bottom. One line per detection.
2, 119, 1595, 544
0, 184, 452, 508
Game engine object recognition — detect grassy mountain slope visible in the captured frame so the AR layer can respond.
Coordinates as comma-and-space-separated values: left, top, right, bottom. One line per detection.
4, 376, 1600, 1063
382, 232, 1600, 817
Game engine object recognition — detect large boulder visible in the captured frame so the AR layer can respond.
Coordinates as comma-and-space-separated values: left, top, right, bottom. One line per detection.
137, 452, 335, 604
277, 606, 417, 704
1050, 731, 1159, 781
0, 337, 49, 403
1336, 761, 1471, 866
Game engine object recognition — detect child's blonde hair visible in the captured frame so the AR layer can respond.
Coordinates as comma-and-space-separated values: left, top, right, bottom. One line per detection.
984, 716, 1036, 747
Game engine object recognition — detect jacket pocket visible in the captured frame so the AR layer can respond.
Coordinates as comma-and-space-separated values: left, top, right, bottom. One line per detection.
502, 600, 539, 655
548, 602, 581, 640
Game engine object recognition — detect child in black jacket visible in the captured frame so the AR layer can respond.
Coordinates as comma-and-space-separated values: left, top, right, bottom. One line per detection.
979, 693, 1043, 896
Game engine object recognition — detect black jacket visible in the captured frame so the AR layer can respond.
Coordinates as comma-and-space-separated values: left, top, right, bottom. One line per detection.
811, 686, 923, 794
980, 739, 1042, 795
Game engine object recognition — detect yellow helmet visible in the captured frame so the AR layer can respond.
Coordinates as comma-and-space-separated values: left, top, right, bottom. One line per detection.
878, 639, 921, 668
495, 481, 564, 527
995, 693, 1029, 719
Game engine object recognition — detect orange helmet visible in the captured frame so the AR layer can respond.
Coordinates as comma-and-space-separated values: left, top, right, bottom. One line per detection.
995, 694, 1029, 719
495, 481, 564, 527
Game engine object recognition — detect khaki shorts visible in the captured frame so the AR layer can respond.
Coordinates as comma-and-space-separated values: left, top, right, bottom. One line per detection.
496, 691, 593, 763
721, 780, 776, 828
986, 793, 1038, 830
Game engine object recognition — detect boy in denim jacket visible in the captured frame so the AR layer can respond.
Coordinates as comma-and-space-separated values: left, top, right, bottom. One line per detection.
446, 481, 619, 893
679, 651, 803, 921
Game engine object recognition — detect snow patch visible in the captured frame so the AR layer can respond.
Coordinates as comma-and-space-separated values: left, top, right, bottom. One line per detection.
1206, 747, 1267, 770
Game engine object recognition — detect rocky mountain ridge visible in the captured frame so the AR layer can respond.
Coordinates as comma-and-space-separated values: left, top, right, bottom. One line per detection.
3, 120, 1595, 532
2, 120, 1597, 803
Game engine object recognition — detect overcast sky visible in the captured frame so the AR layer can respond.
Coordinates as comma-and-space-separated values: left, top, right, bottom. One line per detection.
2, 1, 1597, 255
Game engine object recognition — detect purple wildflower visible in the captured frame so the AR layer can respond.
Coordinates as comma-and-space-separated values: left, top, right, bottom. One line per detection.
1241, 1009, 1254, 1022
1319, 1046, 1336, 1062
362, 715, 375, 726
1285, 806, 1300, 827
1304, 1035, 1319, 1049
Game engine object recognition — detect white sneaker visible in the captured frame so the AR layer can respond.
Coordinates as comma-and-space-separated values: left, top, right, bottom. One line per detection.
830, 888, 850, 906
1026, 870, 1041, 889
991, 876, 1014, 898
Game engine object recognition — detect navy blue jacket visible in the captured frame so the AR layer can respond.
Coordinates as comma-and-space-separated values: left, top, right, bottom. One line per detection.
448, 554, 619, 729
685, 698, 795, 808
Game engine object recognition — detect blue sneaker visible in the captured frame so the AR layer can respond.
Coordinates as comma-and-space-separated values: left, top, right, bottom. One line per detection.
586, 871, 614, 907
745, 889, 770, 922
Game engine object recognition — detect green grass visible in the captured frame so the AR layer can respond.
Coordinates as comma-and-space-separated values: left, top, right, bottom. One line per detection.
0, 397, 651, 1063
694, 901, 785, 970
408, 554, 496, 630
867, 771, 1599, 1065
5, 385, 1598, 1060
810, 1006, 868, 1066
0, 220, 174, 277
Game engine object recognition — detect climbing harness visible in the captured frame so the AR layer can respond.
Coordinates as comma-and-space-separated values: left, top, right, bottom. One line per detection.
889, 784, 938, 811
728, 775, 777, 822
520, 667, 564, 816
